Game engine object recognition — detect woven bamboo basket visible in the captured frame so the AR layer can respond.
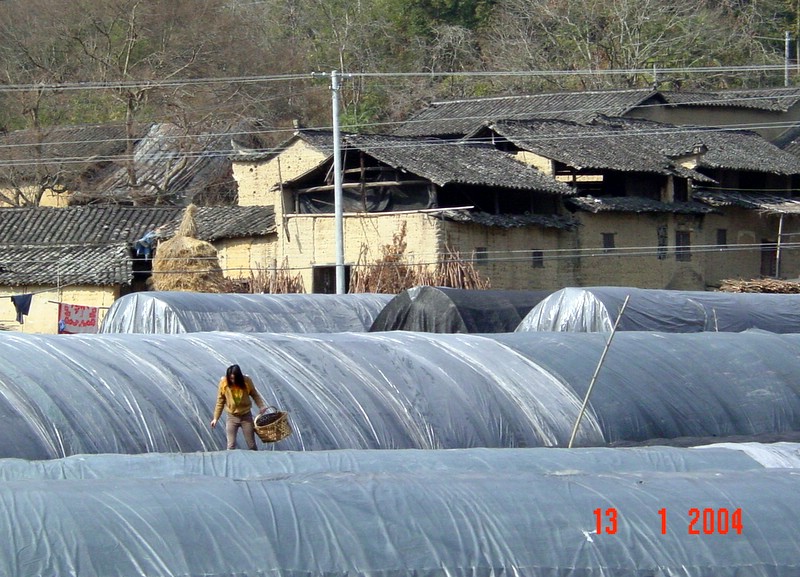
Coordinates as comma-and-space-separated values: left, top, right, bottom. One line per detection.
254, 406, 291, 443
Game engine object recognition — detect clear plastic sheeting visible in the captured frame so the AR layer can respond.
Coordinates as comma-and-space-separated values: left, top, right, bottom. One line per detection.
3, 330, 800, 459
99, 291, 393, 333
0, 330, 596, 459
516, 286, 800, 332
2, 459, 800, 576
495, 330, 800, 443
693, 442, 800, 468
0, 445, 780, 481
369, 286, 552, 332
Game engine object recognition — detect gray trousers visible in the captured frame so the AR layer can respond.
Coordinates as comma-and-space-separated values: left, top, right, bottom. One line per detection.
225, 413, 257, 450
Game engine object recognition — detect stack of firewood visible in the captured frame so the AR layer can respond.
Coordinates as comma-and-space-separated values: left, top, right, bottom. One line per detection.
718, 278, 800, 293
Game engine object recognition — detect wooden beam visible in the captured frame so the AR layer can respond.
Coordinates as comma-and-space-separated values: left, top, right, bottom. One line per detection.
297, 180, 429, 194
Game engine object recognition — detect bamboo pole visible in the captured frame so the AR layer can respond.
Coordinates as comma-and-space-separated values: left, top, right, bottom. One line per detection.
567, 294, 630, 448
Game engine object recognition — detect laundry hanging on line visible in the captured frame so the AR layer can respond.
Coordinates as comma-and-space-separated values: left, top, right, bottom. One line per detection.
10, 294, 33, 324
58, 302, 99, 334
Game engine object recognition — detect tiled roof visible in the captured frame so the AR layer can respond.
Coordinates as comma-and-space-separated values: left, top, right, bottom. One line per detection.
591, 117, 800, 174
439, 209, 579, 230
393, 89, 659, 137
154, 205, 276, 241
0, 206, 183, 244
567, 196, 718, 215
693, 189, 800, 214
0, 122, 239, 206
72, 124, 237, 205
342, 133, 574, 195
480, 118, 711, 180
661, 88, 800, 112
686, 128, 800, 174
0, 243, 133, 286
0, 205, 276, 287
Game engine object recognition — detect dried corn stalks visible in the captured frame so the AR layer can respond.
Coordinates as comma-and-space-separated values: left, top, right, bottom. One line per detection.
349, 222, 490, 293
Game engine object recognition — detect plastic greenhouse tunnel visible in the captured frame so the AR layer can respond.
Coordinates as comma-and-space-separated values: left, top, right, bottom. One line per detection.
516, 286, 800, 332
99, 291, 393, 333
0, 445, 799, 576
3, 330, 800, 459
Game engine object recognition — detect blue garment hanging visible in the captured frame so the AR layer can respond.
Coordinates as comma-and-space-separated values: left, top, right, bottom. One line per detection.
10, 293, 32, 324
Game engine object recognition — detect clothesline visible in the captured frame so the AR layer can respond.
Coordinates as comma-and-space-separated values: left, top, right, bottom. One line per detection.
47, 300, 111, 310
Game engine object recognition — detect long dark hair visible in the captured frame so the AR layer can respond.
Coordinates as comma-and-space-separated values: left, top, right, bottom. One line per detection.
226, 364, 246, 388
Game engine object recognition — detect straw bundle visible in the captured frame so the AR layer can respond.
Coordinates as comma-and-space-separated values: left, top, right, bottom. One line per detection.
151, 204, 227, 292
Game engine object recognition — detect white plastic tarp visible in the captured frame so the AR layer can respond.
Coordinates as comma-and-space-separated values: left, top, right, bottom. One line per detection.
99, 291, 393, 333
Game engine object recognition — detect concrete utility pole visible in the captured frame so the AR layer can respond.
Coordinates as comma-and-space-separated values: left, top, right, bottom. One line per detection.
312, 70, 347, 294
786, 31, 792, 87
330, 70, 346, 294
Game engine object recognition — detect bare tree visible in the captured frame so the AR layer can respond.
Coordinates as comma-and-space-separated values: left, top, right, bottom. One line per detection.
481, 0, 785, 92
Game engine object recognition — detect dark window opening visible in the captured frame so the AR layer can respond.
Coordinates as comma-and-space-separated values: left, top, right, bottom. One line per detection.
676, 230, 691, 262
716, 229, 727, 247
531, 250, 544, 268
602, 233, 616, 252
674, 179, 689, 202
761, 240, 777, 277
657, 225, 668, 260
475, 247, 488, 265
313, 265, 351, 294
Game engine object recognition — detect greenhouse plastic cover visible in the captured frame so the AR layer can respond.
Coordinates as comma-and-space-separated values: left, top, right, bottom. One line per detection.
99, 291, 393, 333
369, 285, 552, 332
516, 286, 800, 332
3, 329, 800, 459
2, 446, 800, 576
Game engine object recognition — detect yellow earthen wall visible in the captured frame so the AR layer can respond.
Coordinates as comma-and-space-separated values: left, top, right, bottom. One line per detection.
571, 210, 799, 289
280, 213, 580, 291
0, 285, 118, 334
280, 212, 443, 290
439, 221, 569, 289
233, 141, 328, 215
216, 237, 279, 280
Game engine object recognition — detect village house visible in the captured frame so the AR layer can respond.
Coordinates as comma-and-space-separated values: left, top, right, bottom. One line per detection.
393, 87, 800, 144
233, 103, 800, 292
233, 130, 578, 292
0, 205, 275, 333
466, 116, 800, 288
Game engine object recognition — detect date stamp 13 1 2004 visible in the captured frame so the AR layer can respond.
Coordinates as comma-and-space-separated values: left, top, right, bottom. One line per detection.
593, 507, 743, 536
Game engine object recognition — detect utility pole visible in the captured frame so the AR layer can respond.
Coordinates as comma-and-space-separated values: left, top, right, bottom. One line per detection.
330, 70, 345, 294
786, 31, 791, 87
312, 70, 347, 294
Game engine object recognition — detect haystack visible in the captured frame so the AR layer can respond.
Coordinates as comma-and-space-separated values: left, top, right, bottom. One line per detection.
151, 204, 227, 292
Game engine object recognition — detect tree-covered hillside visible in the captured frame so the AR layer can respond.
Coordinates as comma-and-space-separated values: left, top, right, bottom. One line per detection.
0, 0, 796, 138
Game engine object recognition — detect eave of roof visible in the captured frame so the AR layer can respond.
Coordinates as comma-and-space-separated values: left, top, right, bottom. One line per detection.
439, 209, 579, 230
393, 89, 659, 137
567, 195, 719, 215
693, 189, 800, 214
342, 133, 574, 195
661, 88, 800, 112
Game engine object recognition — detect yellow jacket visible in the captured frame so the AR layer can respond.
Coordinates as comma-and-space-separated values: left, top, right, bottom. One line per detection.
213, 375, 266, 420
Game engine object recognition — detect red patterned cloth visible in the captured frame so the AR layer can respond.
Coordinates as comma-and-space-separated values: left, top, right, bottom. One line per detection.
58, 303, 99, 334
